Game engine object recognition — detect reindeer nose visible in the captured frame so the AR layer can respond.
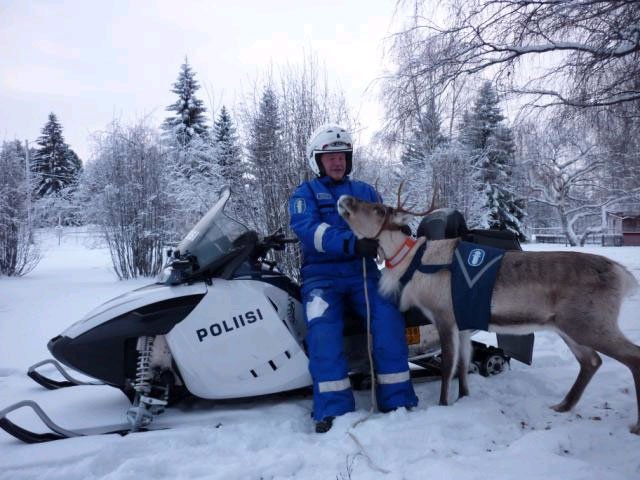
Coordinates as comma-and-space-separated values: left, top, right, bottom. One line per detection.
337, 195, 354, 216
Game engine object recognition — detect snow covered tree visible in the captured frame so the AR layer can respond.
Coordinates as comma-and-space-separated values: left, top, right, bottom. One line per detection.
162, 59, 209, 148
522, 113, 640, 246
31, 113, 82, 198
83, 121, 172, 279
0, 141, 40, 276
400, 128, 428, 180
213, 105, 242, 187
400, 97, 445, 175
240, 55, 355, 280
398, 130, 435, 231
247, 87, 283, 236
462, 82, 526, 239
164, 135, 225, 240
396, 1, 640, 111
65, 149, 83, 179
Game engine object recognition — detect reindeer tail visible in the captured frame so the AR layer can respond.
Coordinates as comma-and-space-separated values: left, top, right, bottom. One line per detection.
618, 263, 640, 298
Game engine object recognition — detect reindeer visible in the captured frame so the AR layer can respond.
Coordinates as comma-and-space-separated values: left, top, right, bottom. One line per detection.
337, 191, 640, 434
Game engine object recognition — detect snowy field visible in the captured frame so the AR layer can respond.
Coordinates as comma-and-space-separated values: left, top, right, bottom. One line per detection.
0, 229, 639, 480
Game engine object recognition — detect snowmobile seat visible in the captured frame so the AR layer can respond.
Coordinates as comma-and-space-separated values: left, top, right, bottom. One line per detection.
416, 208, 522, 251
463, 229, 521, 251
416, 208, 468, 240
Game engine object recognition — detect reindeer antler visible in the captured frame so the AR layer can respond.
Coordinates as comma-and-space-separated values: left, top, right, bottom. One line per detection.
396, 180, 404, 209
394, 181, 439, 216
396, 180, 411, 209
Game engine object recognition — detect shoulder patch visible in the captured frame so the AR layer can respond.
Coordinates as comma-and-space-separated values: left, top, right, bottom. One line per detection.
293, 198, 306, 214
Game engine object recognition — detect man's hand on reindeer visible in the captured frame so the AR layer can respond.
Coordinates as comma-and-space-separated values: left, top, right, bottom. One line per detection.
354, 238, 379, 258
399, 225, 412, 236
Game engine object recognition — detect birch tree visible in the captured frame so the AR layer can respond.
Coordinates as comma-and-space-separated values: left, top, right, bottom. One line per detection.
398, 0, 640, 111
523, 116, 637, 246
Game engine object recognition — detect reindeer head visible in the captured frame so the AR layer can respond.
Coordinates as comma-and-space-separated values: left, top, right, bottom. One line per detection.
337, 182, 436, 240
338, 196, 409, 239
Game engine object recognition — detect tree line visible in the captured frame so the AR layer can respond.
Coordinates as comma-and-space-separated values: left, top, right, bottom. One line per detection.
380, 0, 639, 245
0, 55, 351, 279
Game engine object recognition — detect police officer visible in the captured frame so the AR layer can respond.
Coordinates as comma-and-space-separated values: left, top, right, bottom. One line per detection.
289, 125, 418, 433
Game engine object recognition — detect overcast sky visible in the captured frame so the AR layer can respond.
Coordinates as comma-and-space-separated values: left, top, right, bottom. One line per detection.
0, 0, 408, 160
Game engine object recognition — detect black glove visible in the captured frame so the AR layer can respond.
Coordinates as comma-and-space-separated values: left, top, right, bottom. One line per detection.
355, 238, 379, 258
399, 224, 412, 236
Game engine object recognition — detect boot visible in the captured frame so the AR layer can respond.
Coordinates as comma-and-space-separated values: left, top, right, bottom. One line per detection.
315, 416, 334, 433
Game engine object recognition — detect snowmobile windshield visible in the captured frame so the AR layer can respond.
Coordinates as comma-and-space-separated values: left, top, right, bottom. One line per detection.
176, 188, 250, 274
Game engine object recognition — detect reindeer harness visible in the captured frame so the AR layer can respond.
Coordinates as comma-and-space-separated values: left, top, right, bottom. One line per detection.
396, 241, 505, 332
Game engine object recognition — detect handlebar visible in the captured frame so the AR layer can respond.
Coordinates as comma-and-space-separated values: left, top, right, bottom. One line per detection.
251, 233, 298, 259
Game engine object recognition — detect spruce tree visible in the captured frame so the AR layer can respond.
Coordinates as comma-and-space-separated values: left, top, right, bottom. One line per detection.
400, 98, 446, 229
400, 133, 427, 173
401, 97, 445, 172
213, 105, 242, 187
247, 87, 282, 234
65, 149, 83, 182
162, 58, 209, 147
31, 113, 82, 198
461, 81, 526, 240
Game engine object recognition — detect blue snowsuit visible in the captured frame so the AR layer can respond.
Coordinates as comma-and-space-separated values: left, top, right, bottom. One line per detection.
289, 175, 418, 421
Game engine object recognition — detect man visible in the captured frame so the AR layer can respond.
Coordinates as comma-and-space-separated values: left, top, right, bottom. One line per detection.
289, 125, 418, 433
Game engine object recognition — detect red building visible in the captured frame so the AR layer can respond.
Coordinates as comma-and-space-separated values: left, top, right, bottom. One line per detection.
607, 209, 640, 246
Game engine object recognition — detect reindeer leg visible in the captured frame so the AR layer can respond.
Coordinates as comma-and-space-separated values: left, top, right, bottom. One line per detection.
630, 368, 640, 435
427, 310, 459, 406
631, 371, 640, 436
457, 330, 472, 398
551, 332, 602, 413
559, 326, 640, 434
585, 331, 640, 435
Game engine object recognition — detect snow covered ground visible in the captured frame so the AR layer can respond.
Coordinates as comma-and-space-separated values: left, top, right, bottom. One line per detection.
0, 230, 639, 480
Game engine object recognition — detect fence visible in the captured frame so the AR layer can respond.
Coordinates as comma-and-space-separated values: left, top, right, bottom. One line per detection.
532, 232, 624, 246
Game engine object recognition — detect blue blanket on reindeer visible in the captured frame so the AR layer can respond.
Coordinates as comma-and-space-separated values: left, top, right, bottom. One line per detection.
399, 241, 505, 331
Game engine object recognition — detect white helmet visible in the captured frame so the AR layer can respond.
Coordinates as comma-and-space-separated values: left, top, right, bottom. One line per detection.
306, 124, 353, 177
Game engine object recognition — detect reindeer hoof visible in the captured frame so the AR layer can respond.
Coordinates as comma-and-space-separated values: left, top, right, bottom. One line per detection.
550, 402, 571, 413
631, 424, 640, 435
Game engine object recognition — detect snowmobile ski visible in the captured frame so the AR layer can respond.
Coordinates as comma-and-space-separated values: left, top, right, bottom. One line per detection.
0, 400, 168, 444
27, 359, 105, 390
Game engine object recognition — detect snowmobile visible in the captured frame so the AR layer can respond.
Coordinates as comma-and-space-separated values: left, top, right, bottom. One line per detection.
0, 188, 533, 443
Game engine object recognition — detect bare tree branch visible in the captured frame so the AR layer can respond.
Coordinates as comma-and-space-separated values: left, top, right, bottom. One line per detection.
394, 0, 640, 112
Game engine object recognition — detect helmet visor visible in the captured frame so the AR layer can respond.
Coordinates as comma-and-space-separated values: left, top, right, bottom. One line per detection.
321, 140, 352, 151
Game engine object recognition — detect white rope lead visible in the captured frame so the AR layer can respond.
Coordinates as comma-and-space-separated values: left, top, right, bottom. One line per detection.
347, 431, 391, 475
346, 259, 391, 476
363, 257, 378, 412
351, 257, 377, 428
